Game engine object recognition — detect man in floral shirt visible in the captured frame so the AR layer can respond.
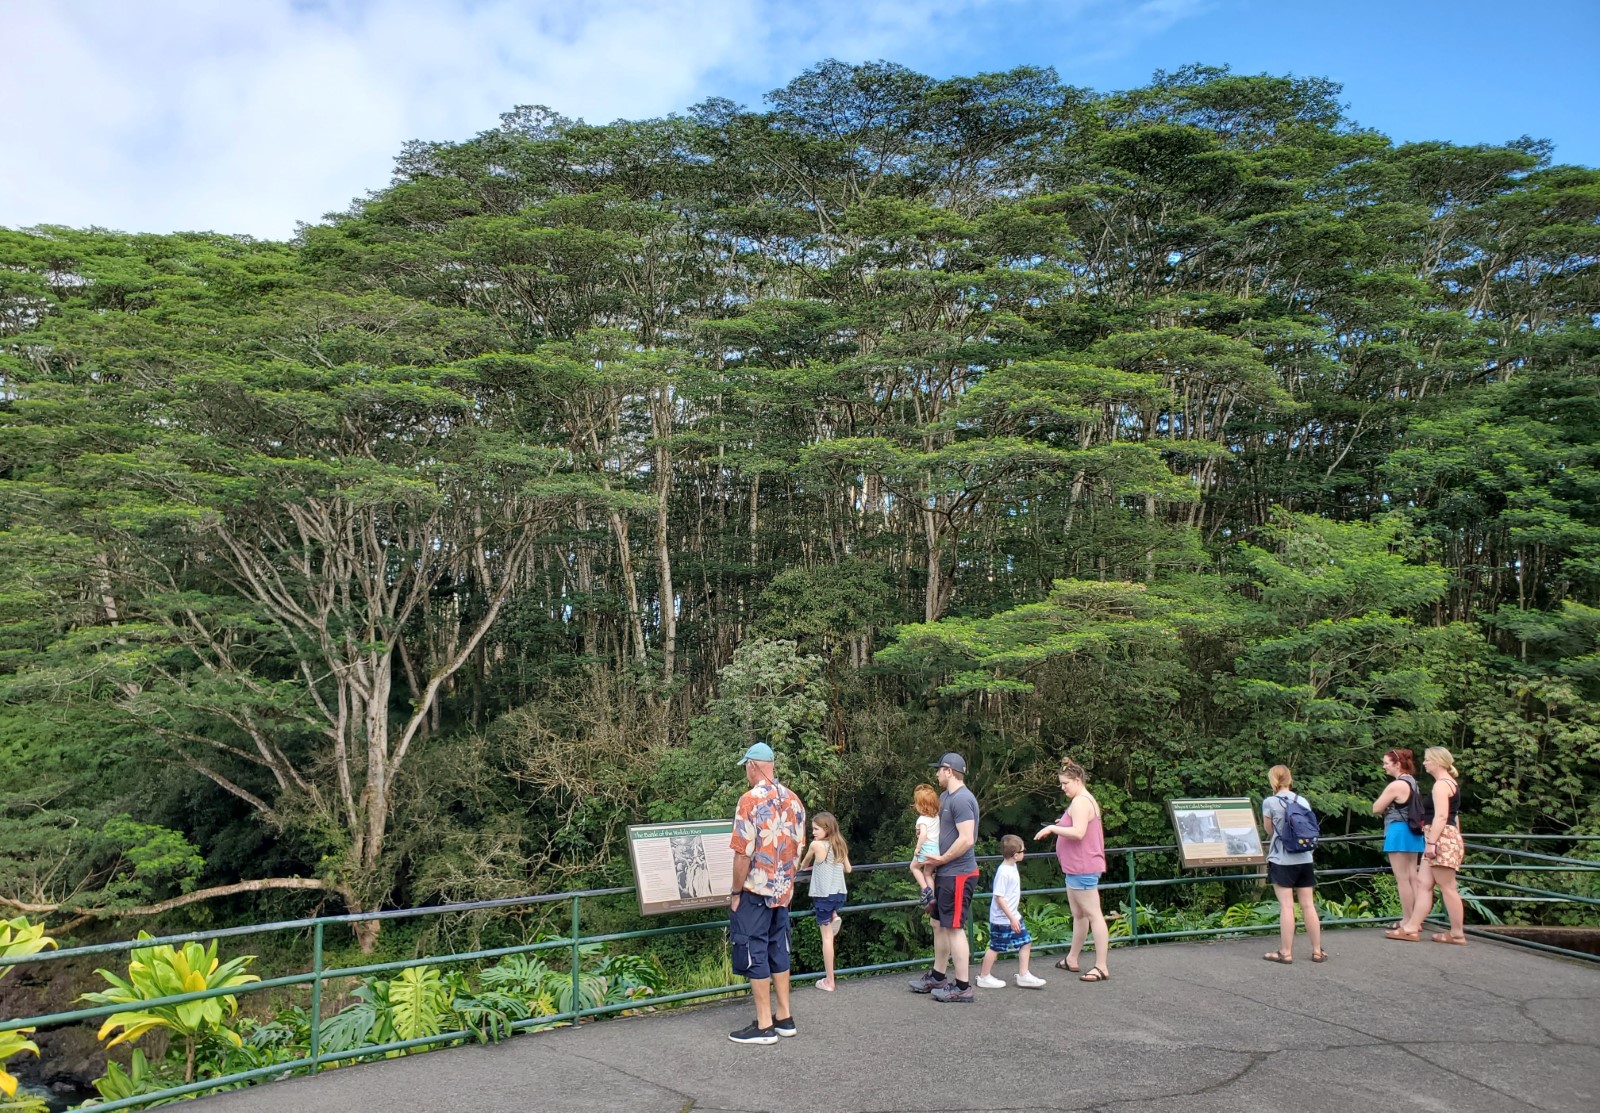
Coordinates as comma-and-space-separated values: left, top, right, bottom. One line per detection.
726, 742, 807, 1045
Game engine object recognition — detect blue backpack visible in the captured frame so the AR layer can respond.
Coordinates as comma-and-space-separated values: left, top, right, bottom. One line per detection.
1274, 792, 1320, 852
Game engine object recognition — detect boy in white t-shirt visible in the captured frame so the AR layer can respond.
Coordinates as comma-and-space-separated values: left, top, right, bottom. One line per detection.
975, 835, 1045, 989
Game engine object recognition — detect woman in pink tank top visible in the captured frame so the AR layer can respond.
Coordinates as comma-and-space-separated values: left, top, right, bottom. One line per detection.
1034, 758, 1110, 982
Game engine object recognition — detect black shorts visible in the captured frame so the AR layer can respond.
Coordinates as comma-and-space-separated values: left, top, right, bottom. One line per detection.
1268, 862, 1316, 890
935, 870, 979, 929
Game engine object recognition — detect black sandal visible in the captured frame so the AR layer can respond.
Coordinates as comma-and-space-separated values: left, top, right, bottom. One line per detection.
1079, 967, 1109, 982
1054, 957, 1080, 973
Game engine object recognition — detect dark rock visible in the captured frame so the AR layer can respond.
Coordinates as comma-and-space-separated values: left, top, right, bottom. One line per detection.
29, 1025, 110, 1088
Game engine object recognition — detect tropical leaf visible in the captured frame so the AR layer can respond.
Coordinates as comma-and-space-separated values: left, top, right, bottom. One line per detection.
316, 1002, 380, 1054
388, 965, 450, 1042
0, 1029, 40, 1099
451, 990, 529, 1043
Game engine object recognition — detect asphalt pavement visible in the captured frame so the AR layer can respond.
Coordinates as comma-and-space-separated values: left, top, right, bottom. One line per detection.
194, 928, 1600, 1112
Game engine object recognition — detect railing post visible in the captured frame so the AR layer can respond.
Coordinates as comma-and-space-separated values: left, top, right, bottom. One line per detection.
569, 893, 582, 1028
308, 921, 324, 1074
966, 892, 979, 958
1127, 852, 1139, 946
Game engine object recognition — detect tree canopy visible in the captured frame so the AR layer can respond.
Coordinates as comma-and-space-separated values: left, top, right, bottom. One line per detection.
2, 61, 1597, 943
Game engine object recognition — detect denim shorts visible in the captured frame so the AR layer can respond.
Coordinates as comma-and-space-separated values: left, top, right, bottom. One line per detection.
1063, 872, 1101, 890
812, 894, 846, 926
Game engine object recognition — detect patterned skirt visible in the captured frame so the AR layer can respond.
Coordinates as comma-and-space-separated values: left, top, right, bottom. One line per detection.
1434, 824, 1465, 871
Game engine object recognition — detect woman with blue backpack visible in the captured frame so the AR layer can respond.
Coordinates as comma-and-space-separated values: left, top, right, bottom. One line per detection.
1260, 765, 1327, 964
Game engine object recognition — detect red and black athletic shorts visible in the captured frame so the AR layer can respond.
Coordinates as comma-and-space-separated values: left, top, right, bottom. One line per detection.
934, 869, 979, 930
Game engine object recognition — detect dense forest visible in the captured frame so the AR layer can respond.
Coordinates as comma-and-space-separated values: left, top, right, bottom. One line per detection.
2, 60, 1598, 951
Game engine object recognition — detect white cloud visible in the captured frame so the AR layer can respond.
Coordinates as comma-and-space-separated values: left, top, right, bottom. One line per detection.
1, 0, 1206, 239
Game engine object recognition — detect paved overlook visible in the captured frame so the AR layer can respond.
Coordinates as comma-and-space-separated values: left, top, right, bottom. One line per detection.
191, 931, 1600, 1113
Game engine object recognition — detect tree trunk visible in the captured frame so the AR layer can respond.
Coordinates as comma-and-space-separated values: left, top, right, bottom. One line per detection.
653, 385, 677, 684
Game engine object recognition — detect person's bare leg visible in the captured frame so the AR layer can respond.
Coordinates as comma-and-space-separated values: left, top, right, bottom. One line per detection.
1389, 852, 1416, 923
933, 923, 951, 974
948, 924, 971, 983
1065, 889, 1089, 968
820, 918, 837, 985
1436, 868, 1465, 937
1273, 884, 1295, 958
772, 970, 791, 1022
1086, 889, 1110, 973
1298, 887, 1322, 955
1402, 859, 1437, 933
979, 947, 998, 978
1017, 940, 1033, 978
750, 976, 773, 1028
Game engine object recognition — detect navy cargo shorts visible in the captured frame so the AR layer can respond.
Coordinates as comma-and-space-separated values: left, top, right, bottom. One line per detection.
730, 893, 791, 980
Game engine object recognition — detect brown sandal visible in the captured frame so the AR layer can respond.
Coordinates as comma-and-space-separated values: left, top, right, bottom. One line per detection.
1079, 967, 1110, 981
1054, 957, 1080, 972
1430, 933, 1468, 946
1311, 950, 1328, 963
1384, 928, 1421, 942
1262, 951, 1293, 964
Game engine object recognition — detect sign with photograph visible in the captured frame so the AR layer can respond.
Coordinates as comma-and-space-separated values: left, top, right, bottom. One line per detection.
626, 820, 737, 915
1167, 798, 1266, 869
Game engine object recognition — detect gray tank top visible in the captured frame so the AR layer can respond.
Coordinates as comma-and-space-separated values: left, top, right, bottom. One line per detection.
1384, 776, 1418, 826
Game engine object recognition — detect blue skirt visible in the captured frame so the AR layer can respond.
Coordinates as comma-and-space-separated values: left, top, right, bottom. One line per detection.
1384, 823, 1426, 853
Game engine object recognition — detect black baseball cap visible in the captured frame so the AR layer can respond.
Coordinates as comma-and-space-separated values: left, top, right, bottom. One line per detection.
930, 753, 967, 774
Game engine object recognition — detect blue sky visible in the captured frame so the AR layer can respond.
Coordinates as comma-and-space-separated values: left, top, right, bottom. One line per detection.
5, 0, 1596, 240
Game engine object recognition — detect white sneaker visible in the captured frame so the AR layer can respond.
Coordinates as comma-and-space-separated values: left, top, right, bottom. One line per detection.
1015, 972, 1047, 989
974, 974, 1006, 989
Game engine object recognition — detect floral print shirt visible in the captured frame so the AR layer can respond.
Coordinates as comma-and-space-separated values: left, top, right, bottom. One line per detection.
730, 778, 807, 907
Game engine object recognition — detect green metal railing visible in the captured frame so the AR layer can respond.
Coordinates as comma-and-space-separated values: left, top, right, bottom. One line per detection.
3, 832, 1596, 1111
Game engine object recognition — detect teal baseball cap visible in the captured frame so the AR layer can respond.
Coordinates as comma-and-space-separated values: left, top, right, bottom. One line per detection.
738, 742, 775, 765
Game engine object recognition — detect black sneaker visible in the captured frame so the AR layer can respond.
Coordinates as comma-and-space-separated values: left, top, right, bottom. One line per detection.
773, 1015, 796, 1038
907, 969, 947, 994
930, 982, 975, 1004
728, 1021, 778, 1044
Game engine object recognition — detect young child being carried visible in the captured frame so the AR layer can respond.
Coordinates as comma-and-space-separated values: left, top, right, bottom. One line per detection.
975, 835, 1046, 989
908, 783, 941, 908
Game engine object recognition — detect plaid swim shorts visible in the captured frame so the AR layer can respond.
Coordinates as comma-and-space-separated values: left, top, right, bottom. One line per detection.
986, 920, 1032, 953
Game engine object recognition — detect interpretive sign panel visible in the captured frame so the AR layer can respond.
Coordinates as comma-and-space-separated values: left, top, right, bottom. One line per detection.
1167, 798, 1266, 869
626, 820, 736, 915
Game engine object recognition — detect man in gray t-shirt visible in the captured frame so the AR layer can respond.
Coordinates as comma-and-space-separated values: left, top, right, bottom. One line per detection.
908, 753, 980, 1003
